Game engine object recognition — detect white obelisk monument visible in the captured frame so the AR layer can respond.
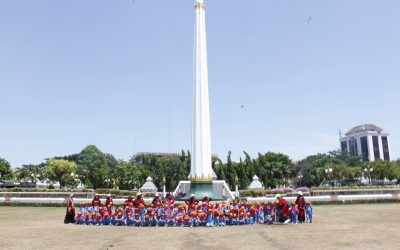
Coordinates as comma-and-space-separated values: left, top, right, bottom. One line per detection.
190, 0, 213, 182
174, 0, 233, 200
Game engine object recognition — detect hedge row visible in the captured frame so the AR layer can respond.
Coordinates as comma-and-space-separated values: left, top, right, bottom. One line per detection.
94, 189, 137, 196
95, 189, 157, 198
0, 203, 66, 207
310, 185, 400, 191
0, 188, 94, 193
239, 189, 308, 198
0, 188, 158, 198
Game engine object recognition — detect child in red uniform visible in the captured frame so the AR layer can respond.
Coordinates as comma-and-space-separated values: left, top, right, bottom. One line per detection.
213, 208, 219, 226
289, 201, 299, 224
84, 211, 91, 225
185, 194, 199, 214
191, 211, 200, 227
110, 211, 117, 225
255, 202, 263, 224
263, 202, 273, 220
134, 212, 142, 227
198, 211, 206, 226
183, 214, 193, 227
158, 213, 166, 227
90, 211, 97, 225
275, 194, 290, 224
142, 214, 150, 227
266, 211, 274, 225
305, 201, 313, 223
175, 214, 183, 227
102, 211, 111, 226
152, 193, 162, 218
75, 211, 84, 225
238, 211, 245, 225
166, 193, 175, 208
295, 191, 306, 223
92, 194, 101, 213
79, 201, 86, 215
126, 211, 134, 226
167, 213, 175, 227
245, 212, 254, 225
115, 212, 125, 226
249, 205, 257, 223
149, 210, 158, 227
95, 213, 102, 225
218, 212, 226, 227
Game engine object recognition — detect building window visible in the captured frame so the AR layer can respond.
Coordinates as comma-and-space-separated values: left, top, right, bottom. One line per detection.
349, 138, 358, 156
382, 136, 390, 161
360, 137, 369, 161
372, 136, 380, 160
341, 141, 348, 152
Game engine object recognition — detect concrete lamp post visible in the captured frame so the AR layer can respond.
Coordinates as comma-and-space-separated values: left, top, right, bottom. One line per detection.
363, 168, 374, 185
31, 173, 39, 189
235, 176, 239, 199
325, 168, 333, 187
70, 173, 81, 189
297, 175, 303, 187
163, 177, 166, 199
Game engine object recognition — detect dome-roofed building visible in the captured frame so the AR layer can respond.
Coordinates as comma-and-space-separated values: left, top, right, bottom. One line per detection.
248, 175, 264, 190
140, 176, 158, 192
340, 124, 391, 162
345, 124, 384, 136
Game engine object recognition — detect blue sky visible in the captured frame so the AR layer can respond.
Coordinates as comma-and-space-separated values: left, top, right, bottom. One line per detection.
1, 0, 399, 168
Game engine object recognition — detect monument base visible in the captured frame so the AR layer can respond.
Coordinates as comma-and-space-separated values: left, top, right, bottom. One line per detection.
174, 180, 234, 201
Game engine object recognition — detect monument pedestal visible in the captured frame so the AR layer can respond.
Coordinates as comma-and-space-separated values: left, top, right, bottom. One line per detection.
174, 180, 234, 201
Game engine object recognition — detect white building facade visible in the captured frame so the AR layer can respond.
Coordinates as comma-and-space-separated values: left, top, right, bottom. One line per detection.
340, 124, 391, 162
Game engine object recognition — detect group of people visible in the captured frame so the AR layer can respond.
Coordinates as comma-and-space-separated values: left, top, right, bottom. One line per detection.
64, 191, 313, 227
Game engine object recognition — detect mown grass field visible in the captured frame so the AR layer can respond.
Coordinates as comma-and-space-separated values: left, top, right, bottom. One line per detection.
0, 204, 399, 250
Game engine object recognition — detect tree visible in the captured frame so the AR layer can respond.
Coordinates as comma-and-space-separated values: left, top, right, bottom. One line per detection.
44, 159, 77, 188
113, 159, 139, 190
225, 151, 237, 189
14, 164, 45, 183
236, 158, 250, 189
293, 153, 342, 187
213, 157, 226, 181
254, 152, 293, 188
243, 151, 255, 179
104, 153, 119, 189
392, 161, 400, 184
137, 151, 190, 191
370, 160, 391, 184
0, 158, 14, 180
77, 145, 109, 189
54, 154, 80, 163
329, 150, 362, 166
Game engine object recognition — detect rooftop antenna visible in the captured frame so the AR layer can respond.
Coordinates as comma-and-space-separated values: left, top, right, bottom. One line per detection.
339, 130, 342, 139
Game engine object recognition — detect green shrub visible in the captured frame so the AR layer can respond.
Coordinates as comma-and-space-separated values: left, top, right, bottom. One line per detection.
84, 180, 94, 189
93, 189, 160, 197
143, 192, 156, 198
310, 185, 400, 191
95, 189, 137, 197
239, 189, 305, 197
0, 188, 94, 193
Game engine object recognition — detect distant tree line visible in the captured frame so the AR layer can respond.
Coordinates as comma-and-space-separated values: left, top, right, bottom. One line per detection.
2, 146, 400, 191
